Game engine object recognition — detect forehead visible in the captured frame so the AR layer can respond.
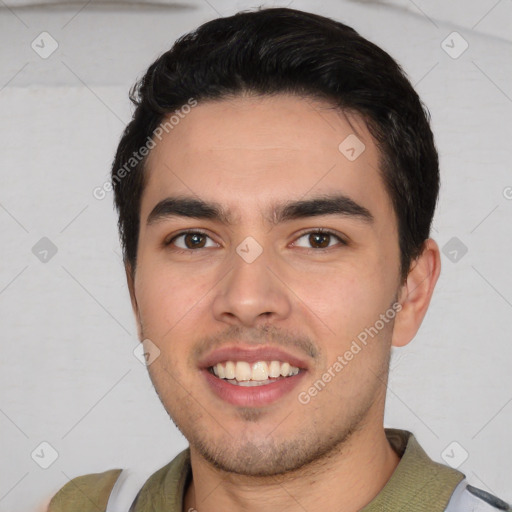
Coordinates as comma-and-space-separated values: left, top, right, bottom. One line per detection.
141, 94, 394, 226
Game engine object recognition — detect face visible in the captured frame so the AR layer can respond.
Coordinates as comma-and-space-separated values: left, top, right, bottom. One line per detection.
129, 94, 404, 476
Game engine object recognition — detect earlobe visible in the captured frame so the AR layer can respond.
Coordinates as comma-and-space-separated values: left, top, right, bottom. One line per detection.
392, 238, 441, 348
125, 263, 143, 340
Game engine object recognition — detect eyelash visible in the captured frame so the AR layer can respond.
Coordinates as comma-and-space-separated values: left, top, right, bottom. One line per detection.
164, 228, 347, 254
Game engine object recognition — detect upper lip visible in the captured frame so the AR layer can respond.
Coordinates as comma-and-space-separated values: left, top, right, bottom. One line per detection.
198, 345, 310, 371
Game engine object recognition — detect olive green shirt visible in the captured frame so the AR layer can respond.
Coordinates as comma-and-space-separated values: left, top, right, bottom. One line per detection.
48, 428, 466, 511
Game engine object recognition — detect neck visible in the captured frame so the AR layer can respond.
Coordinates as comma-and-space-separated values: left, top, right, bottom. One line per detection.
183, 425, 400, 512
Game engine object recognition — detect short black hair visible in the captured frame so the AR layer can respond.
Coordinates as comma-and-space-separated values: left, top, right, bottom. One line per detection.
111, 6, 439, 283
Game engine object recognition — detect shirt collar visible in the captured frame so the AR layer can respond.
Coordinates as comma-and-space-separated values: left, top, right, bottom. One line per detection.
137, 428, 465, 512
362, 428, 465, 512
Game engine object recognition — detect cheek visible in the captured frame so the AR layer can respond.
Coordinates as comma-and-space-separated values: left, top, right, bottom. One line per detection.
292, 263, 387, 337
295, 263, 396, 384
134, 263, 203, 335
311, 271, 394, 397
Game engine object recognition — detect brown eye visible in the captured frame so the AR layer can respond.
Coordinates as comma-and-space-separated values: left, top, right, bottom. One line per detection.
183, 233, 207, 249
308, 232, 331, 248
294, 230, 345, 250
167, 231, 216, 250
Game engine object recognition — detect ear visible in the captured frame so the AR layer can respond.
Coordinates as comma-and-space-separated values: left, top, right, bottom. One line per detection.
125, 262, 143, 341
392, 238, 441, 348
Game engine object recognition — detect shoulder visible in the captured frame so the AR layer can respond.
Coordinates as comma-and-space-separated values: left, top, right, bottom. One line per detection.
445, 479, 512, 511
45, 449, 191, 511
463, 484, 512, 511
47, 468, 122, 512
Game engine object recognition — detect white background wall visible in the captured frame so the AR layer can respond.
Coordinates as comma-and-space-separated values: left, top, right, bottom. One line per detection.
0, 0, 511, 510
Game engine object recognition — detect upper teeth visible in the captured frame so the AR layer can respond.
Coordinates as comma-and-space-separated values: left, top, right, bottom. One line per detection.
212, 361, 300, 381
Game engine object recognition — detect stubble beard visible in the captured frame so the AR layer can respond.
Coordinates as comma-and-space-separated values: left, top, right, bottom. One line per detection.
158, 376, 383, 479
143, 320, 393, 479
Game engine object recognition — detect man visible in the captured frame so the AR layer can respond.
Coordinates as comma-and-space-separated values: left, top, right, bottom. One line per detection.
48, 7, 510, 512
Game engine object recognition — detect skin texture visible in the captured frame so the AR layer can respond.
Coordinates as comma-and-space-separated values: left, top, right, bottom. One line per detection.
126, 93, 441, 512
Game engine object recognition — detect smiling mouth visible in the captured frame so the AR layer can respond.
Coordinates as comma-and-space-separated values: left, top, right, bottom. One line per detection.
208, 360, 303, 387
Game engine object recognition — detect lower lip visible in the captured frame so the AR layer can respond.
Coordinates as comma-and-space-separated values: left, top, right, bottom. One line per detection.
202, 369, 306, 407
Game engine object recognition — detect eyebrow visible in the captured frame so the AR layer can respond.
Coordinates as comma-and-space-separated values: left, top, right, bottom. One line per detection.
146, 193, 374, 226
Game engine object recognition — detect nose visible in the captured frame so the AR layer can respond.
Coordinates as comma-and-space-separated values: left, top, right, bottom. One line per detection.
211, 242, 292, 328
